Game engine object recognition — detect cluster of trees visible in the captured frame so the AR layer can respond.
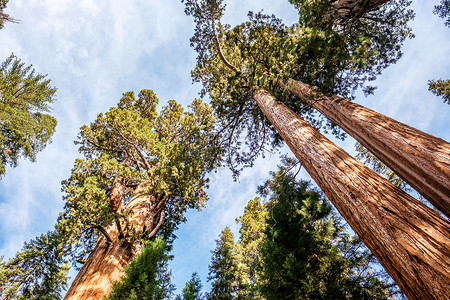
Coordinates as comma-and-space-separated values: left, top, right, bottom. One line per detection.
0, 0, 449, 299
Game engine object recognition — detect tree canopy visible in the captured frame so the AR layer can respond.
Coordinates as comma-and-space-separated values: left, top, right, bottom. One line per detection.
0, 54, 57, 177
183, 0, 414, 173
57, 89, 222, 266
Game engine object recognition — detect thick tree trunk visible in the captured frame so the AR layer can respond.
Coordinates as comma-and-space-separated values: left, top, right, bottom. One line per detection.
64, 182, 164, 300
331, 0, 390, 18
286, 78, 450, 219
254, 89, 450, 300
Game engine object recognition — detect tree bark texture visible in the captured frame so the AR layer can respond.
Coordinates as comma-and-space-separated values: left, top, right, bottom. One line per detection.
286, 79, 450, 219
254, 89, 450, 300
331, 0, 390, 18
64, 182, 164, 300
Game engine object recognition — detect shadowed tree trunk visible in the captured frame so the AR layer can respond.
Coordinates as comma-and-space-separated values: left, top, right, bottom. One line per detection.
254, 89, 450, 300
64, 182, 166, 300
286, 78, 450, 218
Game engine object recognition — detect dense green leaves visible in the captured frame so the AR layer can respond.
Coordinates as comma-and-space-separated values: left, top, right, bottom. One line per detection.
106, 236, 175, 300
183, 0, 414, 173
58, 90, 221, 265
0, 231, 69, 300
428, 79, 450, 104
207, 161, 399, 299
0, 54, 57, 177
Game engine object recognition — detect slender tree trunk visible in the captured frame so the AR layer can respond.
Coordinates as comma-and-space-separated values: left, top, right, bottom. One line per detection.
286, 78, 450, 218
254, 89, 450, 300
64, 182, 165, 300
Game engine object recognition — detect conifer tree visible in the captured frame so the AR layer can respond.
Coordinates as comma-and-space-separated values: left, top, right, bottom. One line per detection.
0, 231, 69, 300
60, 90, 221, 299
106, 236, 175, 300
183, 1, 450, 298
0, 54, 57, 178
0, 0, 17, 29
207, 227, 240, 300
258, 166, 396, 300
176, 272, 204, 300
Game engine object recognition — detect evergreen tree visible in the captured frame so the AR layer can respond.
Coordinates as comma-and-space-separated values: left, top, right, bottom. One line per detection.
207, 227, 240, 300
234, 198, 267, 299
258, 166, 395, 299
428, 79, 450, 104
0, 54, 57, 177
106, 236, 175, 300
176, 272, 204, 300
0, 230, 69, 300
60, 90, 221, 299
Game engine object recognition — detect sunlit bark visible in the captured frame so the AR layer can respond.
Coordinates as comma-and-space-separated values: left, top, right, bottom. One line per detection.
287, 78, 450, 218
254, 89, 450, 300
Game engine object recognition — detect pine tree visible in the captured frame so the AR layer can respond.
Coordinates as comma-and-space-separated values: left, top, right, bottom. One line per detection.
258, 166, 395, 299
60, 90, 221, 299
207, 227, 240, 300
106, 236, 175, 300
176, 272, 204, 300
0, 231, 69, 300
234, 198, 267, 299
0, 54, 57, 177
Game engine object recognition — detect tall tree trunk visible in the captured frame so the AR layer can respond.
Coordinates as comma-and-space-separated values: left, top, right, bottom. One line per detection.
286, 78, 450, 218
64, 182, 165, 300
254, 89, 450, 300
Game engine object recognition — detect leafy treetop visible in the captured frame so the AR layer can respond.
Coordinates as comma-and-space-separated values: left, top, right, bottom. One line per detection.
0, 54, 57, 177
183, 0, 414, 175
57, 90, 221, 264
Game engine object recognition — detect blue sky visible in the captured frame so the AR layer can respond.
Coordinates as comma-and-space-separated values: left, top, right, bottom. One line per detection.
0, 0, 449, 295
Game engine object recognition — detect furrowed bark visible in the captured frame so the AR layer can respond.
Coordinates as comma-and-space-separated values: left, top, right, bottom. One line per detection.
286, 78, 450, 219
64, 182, 162, 300
254, 89, 450, 300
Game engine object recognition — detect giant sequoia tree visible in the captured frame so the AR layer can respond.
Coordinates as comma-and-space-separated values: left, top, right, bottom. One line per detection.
0, 54, 57, 178
184, 0, 450, 218
183, 1, 450, 298
59, 90, 221, 299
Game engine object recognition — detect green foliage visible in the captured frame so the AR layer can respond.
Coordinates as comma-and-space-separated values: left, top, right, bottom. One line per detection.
106, 236, 175, 300
207, 160, 400, 299
0, 231, 69, 300
207, 227, 241, 300
428, 79, 450, 104
0, 54, 57, 178
183, 0, 414, 174
234, 198, 267, 299
176, 272, 204, 300
0, 0, 14, 29
434, 0, 450, 27
57, 90, 222, 265
258, 164, 396, 299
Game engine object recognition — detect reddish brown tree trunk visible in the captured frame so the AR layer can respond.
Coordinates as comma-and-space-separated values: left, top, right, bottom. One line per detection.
286, 79, 450, 219
64, 182, 165, 300
254, 89, 450, 300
